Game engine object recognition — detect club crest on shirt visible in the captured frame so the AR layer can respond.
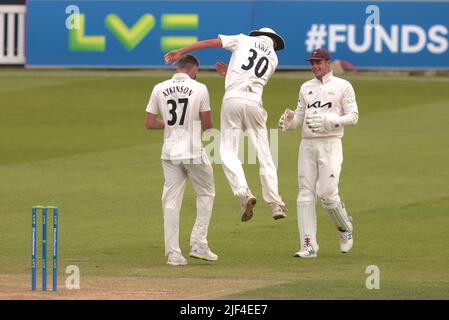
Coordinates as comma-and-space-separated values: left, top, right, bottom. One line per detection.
345, 98, 355, 105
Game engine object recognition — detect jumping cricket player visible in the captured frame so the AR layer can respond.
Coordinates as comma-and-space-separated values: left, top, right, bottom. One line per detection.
164, 28, 287, 222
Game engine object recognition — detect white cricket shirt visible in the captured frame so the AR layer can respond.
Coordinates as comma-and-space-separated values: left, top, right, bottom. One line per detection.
146, 73, 210, 160
294, 71, 358, 139
219, 34, 278, 97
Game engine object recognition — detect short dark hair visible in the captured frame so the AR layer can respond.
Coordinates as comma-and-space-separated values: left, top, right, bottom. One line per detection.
177, 54, 199, 71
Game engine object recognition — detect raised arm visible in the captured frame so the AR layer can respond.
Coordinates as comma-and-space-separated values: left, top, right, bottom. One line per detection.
164, 38, 223, 64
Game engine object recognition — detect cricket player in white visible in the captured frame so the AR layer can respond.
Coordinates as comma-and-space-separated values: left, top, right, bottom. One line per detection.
146, 55, 217, 266
279, 48, 359, 258
165, 28, 287, 222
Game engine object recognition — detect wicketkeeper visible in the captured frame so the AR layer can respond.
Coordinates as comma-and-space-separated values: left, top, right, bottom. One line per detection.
279, 48, 359, 258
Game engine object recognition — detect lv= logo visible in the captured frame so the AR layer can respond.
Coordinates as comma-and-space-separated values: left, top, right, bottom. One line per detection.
66, 7, 198, 52
105, 14, 156, 51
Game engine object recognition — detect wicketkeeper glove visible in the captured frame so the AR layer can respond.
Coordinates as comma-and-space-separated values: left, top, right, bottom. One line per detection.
278, 109, 295, 132
306, 112, 341, 133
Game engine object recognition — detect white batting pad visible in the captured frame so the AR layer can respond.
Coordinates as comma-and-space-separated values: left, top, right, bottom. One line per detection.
322, 201, 353, 232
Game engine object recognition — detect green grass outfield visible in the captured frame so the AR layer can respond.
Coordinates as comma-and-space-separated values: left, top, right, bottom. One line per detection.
1, 69, 448, 299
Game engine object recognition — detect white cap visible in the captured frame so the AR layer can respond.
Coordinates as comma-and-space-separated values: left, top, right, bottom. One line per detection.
248, 27, 285, 51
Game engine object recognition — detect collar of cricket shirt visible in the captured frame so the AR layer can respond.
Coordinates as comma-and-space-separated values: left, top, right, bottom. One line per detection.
321, 71, 334, 84
172, 73, 191, 80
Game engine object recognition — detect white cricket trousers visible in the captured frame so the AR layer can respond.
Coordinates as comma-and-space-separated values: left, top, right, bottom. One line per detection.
220, 91, 284, 206
297, 137, 343, 249
161, 155, 215, 256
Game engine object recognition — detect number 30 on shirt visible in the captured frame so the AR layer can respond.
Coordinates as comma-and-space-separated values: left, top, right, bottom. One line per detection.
241, 49, 269, 78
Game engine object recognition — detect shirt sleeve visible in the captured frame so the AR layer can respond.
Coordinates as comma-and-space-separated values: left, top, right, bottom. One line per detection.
295, 88, 306, 123
338, 82, 359, 126
199, 85, 211, 112
219, 34, 242, 52
145, 87, 159, 114
288, 87, 306, 130
342, 82, 358, 115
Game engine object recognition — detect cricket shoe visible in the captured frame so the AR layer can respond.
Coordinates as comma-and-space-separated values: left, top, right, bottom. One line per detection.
271, 203, 287, 220
167, 251, 188, 266
339, 231, 353, 253
190, 247, 218, 262
240, 192, 257, 222
294, 237, 318, 258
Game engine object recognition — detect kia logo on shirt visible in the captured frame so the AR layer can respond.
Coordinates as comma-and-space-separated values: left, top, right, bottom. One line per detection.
307, 101, 332, 109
